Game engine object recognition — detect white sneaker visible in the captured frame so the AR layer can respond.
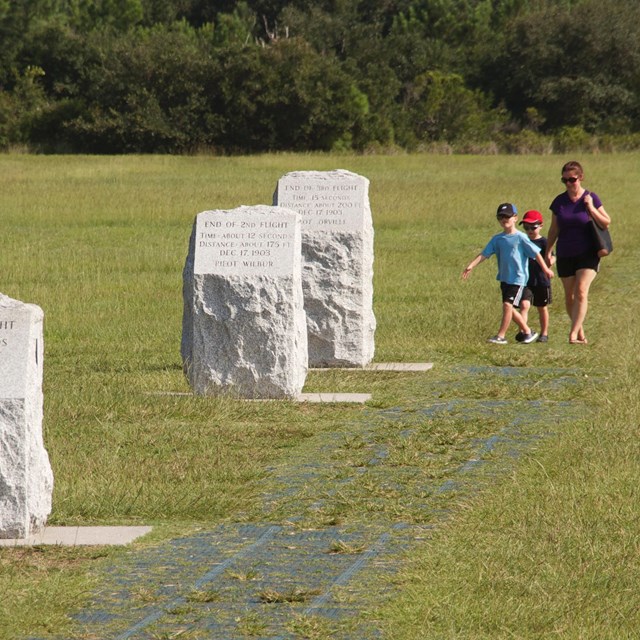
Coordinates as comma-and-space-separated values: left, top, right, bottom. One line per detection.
487, 335, 508, 344
521, 331, 539, 344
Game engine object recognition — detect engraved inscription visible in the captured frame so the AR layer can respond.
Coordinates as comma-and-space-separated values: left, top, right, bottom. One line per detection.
277, 179, 363, 232
0, 319, 17, 349
194, 212, 297, 276
0, 309, 33, 399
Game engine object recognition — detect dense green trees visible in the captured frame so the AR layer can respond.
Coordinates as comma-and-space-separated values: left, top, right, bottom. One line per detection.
479, 0, 640, 134
1, 0, 639, 153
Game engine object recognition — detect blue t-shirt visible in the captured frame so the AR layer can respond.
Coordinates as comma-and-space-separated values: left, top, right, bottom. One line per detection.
481, 230, 541, 286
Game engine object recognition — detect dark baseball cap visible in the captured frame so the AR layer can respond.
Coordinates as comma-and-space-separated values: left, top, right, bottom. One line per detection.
496, 203, 517, 217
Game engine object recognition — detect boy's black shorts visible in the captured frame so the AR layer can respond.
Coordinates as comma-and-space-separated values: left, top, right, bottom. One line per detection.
522, 285, 552, 307
500, 282, 526, 306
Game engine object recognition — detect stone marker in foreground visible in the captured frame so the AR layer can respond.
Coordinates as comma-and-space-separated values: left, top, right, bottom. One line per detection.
0, 294, 53, 539
181, 206, 308, 398
273, 170, 375, 367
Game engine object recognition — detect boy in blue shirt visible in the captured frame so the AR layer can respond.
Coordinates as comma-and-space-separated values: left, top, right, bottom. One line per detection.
462, 203, 555, 344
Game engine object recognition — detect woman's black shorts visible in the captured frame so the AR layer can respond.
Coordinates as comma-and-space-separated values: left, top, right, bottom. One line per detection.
556, 251, 600, 278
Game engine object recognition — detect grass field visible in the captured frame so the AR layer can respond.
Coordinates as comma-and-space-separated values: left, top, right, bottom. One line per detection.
0, 152, 638, 638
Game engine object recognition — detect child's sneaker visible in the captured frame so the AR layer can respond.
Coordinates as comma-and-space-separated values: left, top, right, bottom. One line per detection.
515, 331, 525, 342
537, 335, 548, 343
487, 335, 508, 344
521, 331, 539, 344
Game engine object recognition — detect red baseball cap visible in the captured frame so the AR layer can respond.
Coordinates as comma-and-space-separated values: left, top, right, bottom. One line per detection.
519, 210, 543, 225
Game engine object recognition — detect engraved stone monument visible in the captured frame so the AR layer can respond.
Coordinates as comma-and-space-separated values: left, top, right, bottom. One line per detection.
273, 170, 375, 367
181, 206, 308, 398
0, 293, 53, 539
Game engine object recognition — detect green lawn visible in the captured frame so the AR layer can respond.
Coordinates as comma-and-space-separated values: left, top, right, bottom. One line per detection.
0, 153, 638, 638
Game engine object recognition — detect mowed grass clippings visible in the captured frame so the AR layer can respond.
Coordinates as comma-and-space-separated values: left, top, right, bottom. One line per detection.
0, 153, 638, 638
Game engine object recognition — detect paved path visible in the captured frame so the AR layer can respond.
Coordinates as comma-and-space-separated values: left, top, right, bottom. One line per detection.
55, 365, 582, 639
0, 526, 152, 547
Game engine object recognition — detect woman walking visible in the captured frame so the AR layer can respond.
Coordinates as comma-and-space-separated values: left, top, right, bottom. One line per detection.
545, 160, 611, 344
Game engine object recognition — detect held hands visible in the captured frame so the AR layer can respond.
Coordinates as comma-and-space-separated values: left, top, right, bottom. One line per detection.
541, 254, 555, 279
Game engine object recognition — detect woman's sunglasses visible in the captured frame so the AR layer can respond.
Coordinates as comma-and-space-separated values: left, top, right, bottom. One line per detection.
561, 176, 579, 184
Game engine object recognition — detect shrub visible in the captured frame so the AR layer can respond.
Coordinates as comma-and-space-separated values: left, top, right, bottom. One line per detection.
496, 129, 554, 155
553, 126, 594, 153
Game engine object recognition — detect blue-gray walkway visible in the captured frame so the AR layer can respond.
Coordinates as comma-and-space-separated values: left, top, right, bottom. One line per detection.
61, 365, 582, 639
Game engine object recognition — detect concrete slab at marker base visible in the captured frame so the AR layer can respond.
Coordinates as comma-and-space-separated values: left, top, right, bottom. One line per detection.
311, 362, 434, 372
297, 393, 371, 403
367, 362, 433, 371
0, 526, 153, 547
147, 391, 371, 403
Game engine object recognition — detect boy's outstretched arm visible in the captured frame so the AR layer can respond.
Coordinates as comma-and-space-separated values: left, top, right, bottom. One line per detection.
462, 254, 486, 280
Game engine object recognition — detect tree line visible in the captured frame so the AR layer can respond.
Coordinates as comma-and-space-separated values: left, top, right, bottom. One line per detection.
1, 0, 639, 154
